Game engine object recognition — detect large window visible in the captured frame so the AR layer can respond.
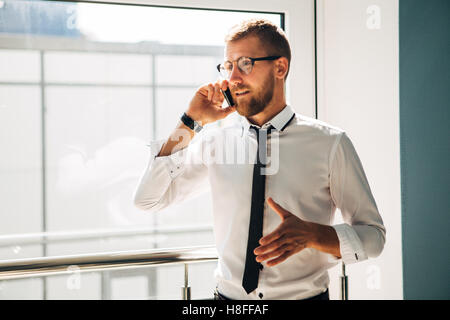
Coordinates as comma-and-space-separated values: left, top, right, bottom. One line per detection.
0, 0, 283, 299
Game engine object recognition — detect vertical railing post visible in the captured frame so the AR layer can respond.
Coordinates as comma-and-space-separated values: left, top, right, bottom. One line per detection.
181, 263, 191, 300
340, 262, 348, 300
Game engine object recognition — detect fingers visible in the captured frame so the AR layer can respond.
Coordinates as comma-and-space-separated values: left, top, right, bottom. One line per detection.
266, 251, 295, 267
213, 82, 224, 104
256, 243, 295, 263
206, 83, 214, 101
256, 241, 307, 267
205, 82, 228, 106
220, 80, 229, 92
259, 225, 283, 246
255, 236, 289, 257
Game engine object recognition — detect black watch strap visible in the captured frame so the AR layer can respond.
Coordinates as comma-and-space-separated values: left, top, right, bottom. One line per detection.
181, 112, 203, 132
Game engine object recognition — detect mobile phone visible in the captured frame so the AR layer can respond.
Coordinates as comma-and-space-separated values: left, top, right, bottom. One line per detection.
220, 88, 235, 107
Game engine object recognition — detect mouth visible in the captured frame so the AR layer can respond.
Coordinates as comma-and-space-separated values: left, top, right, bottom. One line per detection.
235, 90, 250, 97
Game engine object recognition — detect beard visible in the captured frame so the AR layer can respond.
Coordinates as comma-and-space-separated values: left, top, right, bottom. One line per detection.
232, 72, 275, 117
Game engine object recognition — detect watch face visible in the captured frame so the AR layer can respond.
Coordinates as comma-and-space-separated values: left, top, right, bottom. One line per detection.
194, 123, 203, 133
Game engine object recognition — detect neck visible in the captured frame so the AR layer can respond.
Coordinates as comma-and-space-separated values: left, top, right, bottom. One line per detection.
247, 84, 286, 127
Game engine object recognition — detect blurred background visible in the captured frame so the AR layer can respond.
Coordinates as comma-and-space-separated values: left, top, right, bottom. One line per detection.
0, 0, 448, 300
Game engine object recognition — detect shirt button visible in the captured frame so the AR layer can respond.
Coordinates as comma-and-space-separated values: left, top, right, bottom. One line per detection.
258, 263, 264, 270
258, 293, 264, 299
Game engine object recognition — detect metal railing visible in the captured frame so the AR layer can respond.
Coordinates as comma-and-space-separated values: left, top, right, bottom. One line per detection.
0, 244, 348, 300
0, 245, 218, 300
340, 262, 348, 300
0, 245, 218, 280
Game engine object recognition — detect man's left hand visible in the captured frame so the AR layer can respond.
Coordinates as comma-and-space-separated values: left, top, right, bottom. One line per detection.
254, 197, 318, 267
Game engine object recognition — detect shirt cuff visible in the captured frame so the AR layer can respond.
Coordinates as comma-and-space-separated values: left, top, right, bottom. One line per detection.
332, 223, 368, 264
147, 140, 186, 179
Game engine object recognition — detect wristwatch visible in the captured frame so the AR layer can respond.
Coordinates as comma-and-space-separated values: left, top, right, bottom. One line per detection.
181, 112, 203, 133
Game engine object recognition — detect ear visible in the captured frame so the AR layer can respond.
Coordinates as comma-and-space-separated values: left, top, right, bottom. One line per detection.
274, 57, 289, 80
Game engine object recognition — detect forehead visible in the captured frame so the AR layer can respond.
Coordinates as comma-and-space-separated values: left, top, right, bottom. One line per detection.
224, 36, 267, 61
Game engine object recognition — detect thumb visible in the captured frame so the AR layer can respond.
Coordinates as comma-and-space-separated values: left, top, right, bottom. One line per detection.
267, 197, 291, 220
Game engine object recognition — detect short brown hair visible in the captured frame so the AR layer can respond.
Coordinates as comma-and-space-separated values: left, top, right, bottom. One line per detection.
224, 19, 291, 79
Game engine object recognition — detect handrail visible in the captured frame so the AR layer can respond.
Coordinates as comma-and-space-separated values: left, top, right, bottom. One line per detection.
0, 246, 348, 300
0, 225, 213, 247
0, 245, 218, 281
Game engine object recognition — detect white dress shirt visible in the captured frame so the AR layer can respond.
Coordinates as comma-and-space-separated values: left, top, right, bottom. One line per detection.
134, 105, 386, 300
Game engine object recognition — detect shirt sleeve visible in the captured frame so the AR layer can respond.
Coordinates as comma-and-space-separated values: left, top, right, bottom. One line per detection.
329, 132, 386, 264
133, 133, 210, 213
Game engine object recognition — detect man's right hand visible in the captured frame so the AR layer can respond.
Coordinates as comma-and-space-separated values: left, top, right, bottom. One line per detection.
186, 80, 236, 126
157, 80, 236, 157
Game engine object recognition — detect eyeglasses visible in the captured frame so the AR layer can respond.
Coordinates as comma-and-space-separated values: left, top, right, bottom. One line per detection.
216, 56, 281, 79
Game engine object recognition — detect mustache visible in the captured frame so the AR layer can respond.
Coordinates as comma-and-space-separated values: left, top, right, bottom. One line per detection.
230, 85, 250, 93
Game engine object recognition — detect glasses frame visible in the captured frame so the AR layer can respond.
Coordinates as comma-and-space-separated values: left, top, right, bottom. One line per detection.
216, 56, 281, 78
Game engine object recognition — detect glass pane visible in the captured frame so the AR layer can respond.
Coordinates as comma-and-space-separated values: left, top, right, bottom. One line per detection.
155, 88, 193, 140
156, 55, 219, 86
74, 3, 279, 45
0, 262, 217, 300
0, 50, 40, 82
45, 86, 153, 233
0, 86, 41, 170
0, 85, 42, 237
45, 52, 152, 84
110, 274, 148, 300
0, 0, 282, 299
0, 278, 43, 300
46, 272, 101, 300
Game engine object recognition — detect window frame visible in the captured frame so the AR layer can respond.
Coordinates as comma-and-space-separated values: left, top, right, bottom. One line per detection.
72, 0, 317, 118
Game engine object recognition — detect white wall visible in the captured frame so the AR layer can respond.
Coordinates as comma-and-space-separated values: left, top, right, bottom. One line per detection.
316, 0, 402, 299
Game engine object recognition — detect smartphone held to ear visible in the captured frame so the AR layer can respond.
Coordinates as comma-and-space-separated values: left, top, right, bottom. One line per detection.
220, 88, 235, 107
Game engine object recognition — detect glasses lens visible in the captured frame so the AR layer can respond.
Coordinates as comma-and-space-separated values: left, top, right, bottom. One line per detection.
218, 57, 254, 78
224, 61, 233, 78
218, 61, 232, 79
237, 57, 253, 75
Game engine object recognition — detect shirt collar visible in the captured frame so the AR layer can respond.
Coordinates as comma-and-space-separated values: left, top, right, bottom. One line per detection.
242, 105, 296, 132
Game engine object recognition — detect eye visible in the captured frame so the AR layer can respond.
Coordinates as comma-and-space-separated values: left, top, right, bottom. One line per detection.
239, 58, 253, 74
240, 58, 252, 67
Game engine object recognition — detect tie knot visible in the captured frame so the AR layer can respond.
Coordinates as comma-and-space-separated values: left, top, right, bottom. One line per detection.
250, 125, 274, 135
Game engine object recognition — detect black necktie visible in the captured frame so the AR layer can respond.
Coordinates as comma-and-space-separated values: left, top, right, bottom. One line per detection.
242, 125, 272, 294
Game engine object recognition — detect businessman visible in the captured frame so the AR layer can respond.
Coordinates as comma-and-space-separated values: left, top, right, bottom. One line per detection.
134, 19, 386, 300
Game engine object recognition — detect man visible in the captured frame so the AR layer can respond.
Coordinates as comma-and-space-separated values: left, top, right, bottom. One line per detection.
134, 19, 385, 300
